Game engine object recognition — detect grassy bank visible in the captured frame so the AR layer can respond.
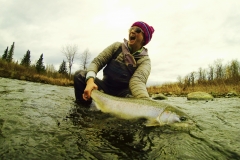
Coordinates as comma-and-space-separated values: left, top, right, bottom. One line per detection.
147, 59, 240, 97
0, 59, 73, 86
1, 59, 240, 97
147, 81, 240, 97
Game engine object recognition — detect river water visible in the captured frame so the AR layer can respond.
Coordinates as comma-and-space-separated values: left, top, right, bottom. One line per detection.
0, 77, 239, 160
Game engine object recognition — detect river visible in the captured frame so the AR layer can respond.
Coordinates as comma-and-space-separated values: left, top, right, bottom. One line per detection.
0, 77, 239, 160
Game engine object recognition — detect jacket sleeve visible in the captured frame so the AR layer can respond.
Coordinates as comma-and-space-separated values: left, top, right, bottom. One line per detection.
87, 42, 121, 73
129, 56, 151, 98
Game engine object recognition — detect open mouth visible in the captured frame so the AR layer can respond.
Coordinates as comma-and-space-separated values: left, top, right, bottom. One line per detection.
130, 36, 136, 41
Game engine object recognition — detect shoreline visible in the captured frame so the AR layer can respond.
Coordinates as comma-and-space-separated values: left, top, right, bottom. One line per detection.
1, 76, 239, 99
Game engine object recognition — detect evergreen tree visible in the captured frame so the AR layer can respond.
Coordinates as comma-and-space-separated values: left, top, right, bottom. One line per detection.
35, 53, 45, 73
2, 47, 8, 60
58, 60, 68, 75
20, 50, 31, 67
6, 42, 15, 62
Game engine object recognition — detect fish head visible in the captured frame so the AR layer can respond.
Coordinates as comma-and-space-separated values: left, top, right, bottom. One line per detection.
156, 106, 195, 130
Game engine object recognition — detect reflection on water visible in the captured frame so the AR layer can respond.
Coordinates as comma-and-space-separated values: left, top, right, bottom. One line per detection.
0, 77, 240, 159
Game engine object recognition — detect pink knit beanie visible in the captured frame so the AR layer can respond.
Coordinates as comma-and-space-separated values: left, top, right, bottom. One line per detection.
131, 21, 155, 46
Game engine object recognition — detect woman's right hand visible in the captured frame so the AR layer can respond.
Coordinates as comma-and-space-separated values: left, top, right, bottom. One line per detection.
82, 78, 98, 101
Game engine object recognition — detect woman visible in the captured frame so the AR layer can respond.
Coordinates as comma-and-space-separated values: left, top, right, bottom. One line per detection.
74, 21, 154, 105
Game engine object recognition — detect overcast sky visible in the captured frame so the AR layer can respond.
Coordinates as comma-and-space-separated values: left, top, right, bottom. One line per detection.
1, 0, 240, 86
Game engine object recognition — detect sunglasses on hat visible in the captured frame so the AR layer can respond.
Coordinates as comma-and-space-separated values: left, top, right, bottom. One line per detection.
129, 27, 144, 33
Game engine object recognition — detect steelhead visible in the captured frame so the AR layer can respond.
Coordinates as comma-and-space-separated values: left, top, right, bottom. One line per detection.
91, 89, 195, 128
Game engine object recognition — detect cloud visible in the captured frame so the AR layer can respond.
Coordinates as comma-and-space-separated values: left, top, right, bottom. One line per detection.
1, 0, 240, 85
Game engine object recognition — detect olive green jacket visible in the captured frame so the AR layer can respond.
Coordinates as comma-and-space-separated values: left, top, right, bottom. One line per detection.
87, 41, 151, 98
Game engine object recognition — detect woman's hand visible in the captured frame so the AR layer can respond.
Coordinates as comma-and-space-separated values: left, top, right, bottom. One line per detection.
82, 78, 98, 101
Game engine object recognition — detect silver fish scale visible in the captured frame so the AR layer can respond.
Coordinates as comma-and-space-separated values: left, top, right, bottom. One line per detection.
91, 90, 179, 119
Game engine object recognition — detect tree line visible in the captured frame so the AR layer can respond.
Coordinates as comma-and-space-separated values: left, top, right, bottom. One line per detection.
1, 42, 92, 79
177, 59, 240, 88
147, 58, 240, 96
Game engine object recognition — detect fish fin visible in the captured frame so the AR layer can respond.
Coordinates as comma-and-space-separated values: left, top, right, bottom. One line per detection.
144, 120, 160, 127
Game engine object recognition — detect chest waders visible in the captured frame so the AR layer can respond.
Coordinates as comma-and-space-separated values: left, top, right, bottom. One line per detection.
74, 46, 140, 103
103, 47, 137, 88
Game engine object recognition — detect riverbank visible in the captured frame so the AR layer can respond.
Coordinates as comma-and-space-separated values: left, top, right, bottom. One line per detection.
147, 82, 240, 98
1, 58, 240, 97
0, 59, 73, 86
1, 72, 239, 98
1, 57, 240, 97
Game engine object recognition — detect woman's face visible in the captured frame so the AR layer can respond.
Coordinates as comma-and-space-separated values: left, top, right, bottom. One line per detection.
128, 26, 144, 49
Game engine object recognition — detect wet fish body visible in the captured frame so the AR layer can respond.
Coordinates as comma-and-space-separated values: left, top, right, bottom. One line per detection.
91, 90, 194, 128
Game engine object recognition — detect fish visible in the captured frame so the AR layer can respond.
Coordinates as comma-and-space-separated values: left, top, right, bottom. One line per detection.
90, 89, 195, 128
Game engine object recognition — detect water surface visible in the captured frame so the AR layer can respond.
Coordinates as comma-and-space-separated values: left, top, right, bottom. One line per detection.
0, 78, 239, 159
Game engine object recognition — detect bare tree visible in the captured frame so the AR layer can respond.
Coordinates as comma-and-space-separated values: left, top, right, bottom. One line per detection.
46, 64, 56, 73
198, 67, 207, 84
182, 75, 190, 91
208, 65, 214, 81
190, 72, 195, 87
229, 59, 239, 80
177, 75, 182, 85
62, 44, 78, 77
214, 59, 224, 80
79, 49, 91, 70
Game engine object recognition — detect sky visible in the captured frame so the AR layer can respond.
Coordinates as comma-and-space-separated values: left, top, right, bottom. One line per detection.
1, 0, 240, 86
